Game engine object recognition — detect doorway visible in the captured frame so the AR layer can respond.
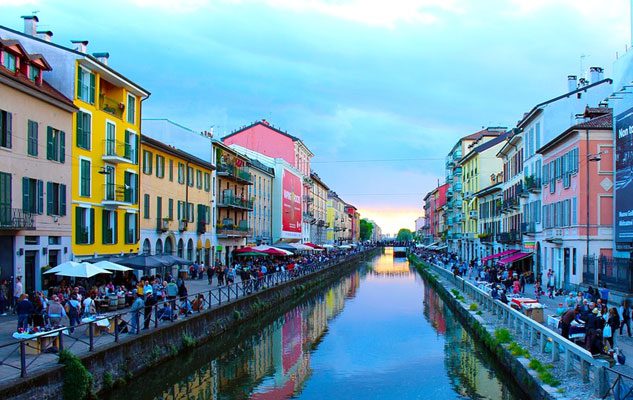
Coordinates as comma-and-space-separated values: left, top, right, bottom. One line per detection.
24, 250, 37, 295
564, 248, 571, 290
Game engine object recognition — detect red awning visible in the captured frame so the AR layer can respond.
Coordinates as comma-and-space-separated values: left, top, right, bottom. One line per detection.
304, 242, 325, 250
497, 252, 533, 266
481, 249, 519, 263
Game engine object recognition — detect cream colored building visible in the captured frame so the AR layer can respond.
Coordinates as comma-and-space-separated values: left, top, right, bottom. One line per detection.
0, 37, 76, 292
247, 158, 273, 245
309, 171, 329, 244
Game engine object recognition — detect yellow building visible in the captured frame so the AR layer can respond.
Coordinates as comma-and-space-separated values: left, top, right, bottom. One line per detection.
326, 191, 345, 243
459, 132, 508, 261
0, 17, 150, 259
139, 135, 214, 264
309, 172, 329, 244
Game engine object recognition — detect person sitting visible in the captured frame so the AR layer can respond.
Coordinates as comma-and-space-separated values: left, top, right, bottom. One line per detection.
192, 294, 205, 312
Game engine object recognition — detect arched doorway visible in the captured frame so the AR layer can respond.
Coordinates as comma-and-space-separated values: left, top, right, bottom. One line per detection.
164, 236, 174, 255
187, 238, 194, 261
142, 238, 151, 255
155, 238, 163, 255
177, 239, 184, 258
204, 239, 211, 266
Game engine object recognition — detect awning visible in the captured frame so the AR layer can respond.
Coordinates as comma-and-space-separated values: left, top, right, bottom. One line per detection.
481, 249, 519, 263
497, 252, 533, 266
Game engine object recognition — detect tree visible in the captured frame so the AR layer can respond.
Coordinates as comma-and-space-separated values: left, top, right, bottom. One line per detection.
396, 228, 414, 242
359, 219, 374, 241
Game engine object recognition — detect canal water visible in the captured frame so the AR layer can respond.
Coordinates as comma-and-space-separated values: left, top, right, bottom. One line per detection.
106, 250, 526, 400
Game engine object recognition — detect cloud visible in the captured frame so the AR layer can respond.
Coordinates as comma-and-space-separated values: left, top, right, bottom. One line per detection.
130, 0, 210, 13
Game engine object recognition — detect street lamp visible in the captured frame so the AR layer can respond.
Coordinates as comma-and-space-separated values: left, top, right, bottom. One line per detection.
586, 146, 606, 286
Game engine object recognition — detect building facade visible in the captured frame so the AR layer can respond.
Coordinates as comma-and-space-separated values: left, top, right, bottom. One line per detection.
247, 158, 273, 246
496, 130, 524, 254
309, 172, 329, 244
139, 135, 214, 265
0, 37, 76, 293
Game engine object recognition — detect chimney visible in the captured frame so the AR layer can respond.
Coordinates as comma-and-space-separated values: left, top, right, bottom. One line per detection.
92, 52, 109, 65
71, 40, 89, 54
21, 15, 38, 36
36, 30, 53, 42
589, 66, 604, 83
567, 75, 577, 92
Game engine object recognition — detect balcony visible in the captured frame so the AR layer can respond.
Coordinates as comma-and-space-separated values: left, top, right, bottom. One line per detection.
453, 182, 463, 192
526, 175, 542, 193
446, 175, 454, 184
497, 230, 520, 244
452, 151, 462, 161
197, 221, 207, 234
99, 94, 124, 119
454, 167, 463, 176
446, 188, 454, 198
454, 213, 463, 223
217, 219, 251, 237
217, 194, 254, 210
446, 159, 454, 168
479, 232, 493, 243
156, 218, 171, 232
102, 139, 135, 164
178, 220, 188, 232
517, 184, 529, 198
521, 221, 536, 235
453, 199, 463, 208
447, 216, 454, 225
103, 184, 134, 207
217, 164, 253, 184
0, 207, 35, 230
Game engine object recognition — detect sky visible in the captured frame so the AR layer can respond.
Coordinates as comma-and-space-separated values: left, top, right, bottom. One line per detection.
0, 0, 630, 235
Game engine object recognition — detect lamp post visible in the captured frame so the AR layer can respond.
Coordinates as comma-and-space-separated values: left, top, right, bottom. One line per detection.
586, 129, 604, 285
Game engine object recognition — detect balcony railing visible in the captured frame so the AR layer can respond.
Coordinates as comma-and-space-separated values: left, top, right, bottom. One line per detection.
217, 194, 254, 210
0, 207, 35, 230
453, 199, 463, 208
217, 164, 253, 184
497, 230, 520, 244
521, 221, 536, 235
453, 182, 463, 192
99, 94, 124, 119
157, 218, 171, 232
103, 139, 134, 163
454, 167, 463, 176
103, 183, 134, 205
517, 184, 529, 198
526, 175, 542, 193
452, 151, 462, 161
217, 221, 252, 237
197, 221, 207, 234
479, 232, 493, 243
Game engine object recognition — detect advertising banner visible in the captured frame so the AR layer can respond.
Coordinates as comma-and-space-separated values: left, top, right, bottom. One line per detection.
615, 106, 633, 245
282, 169, 302, 235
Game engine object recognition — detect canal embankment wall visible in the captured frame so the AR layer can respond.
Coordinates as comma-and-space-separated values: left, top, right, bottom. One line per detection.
1, 248, 380, 400
409, 255, 608, 400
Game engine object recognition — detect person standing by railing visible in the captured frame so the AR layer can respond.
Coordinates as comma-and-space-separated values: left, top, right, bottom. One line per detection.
143, 292, 156, 330
129, 291, 144, 334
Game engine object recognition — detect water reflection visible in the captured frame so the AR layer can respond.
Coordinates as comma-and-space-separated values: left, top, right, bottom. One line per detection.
108, 252, 524, 400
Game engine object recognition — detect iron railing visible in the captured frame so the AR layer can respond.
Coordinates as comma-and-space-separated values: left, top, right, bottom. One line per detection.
0, 207, 35, 230
217, 164, 253, 184
99, 94, 124, 119
217, 194, 254, 210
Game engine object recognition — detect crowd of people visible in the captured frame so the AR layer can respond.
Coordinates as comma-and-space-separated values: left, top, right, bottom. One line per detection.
5, 246, 366, 336
412, 248, 627, 360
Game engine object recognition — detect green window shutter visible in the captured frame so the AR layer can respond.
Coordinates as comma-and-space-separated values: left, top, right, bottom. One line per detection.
124, 130, 130, 159
37, 180, 44, 214
156, 196, 162, 219
113, 210, 118, 244
102, 209, 107, 244
46, 127, 53, 160
75, 207, 82, 243
46, 182, 53, 215
124, 213, 129, 244
5, 112, 10, 148
89, 207, 95, 244
134, 135, 139, 164
177, 201, 181, 221
59, 131, 65, 163
77, 67, 84, 99
60, 184, 67, 216
168, 199, 173, 220
89, 72, 95, 104
22, 177, 30, 212
76, 113, 84, 148
169, 160, 173, 181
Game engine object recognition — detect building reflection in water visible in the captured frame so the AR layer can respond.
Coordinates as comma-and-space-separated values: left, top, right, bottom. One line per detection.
423, 282, 518, 400
150, 270, 362, 400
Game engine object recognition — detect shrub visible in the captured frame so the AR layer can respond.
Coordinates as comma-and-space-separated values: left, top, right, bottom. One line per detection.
451, 289, 460, 296
528, 359, 559, 386
469, 303, 478, 311
494, 328, 512, 344
182, 333, 197, 349
102, 371, 114, 390
508, 341, 530, 358
58, 350, 93, 400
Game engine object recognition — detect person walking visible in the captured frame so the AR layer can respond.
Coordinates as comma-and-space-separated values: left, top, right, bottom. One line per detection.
619, 301, 632, 337
66, 294, 82, 333
13, 276, 23, 314
47, 295, 66, 327
519, 273, 526, 294
605, 307, 620, 349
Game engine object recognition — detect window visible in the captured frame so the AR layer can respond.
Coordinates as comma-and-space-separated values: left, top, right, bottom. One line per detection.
168, 198, 173, 220
29, 66, 39, 82
46, 182, 66, 216
178, 163, 185, 184
79, 159, 91, 197
0, 110, 12, 148
22, 178, 43, 214
3, 51, 16, 72
126, 94, 136, 124
124, 212, 137, 244
187, 202, 194, 222
204, 172, 210, 192
143, 150, 153, 174
169, 160, 173, 182
105, 121, 116, 155
187, 166, 194, 187
77, 66, 95, 104
212, 176, 215, 196
156, 196, 162, 219
0, 172, 11, 214
75, 207, 94, 244
143, 194, 150, 219
46, 127, 65, 163
124, 130, 137, 163
196, 170, 202, 189
27, 120, 38, 156
156, 155, 165, 178
124, 172, 138, 203
102, 209, 117, 245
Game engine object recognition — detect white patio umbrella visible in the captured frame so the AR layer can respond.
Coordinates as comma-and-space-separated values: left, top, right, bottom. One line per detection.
322, 244, 334, 249
252, 245, 294, 256
93, 260, 133, 272
52, 262, 112, 278
43, 261, 83, 275
290, 243, 313, 251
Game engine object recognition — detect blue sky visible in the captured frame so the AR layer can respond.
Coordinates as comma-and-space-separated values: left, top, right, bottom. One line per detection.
0, 0, 629, 234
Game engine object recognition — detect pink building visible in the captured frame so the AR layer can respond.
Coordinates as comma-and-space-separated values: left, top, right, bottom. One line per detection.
537, 107, 613, 288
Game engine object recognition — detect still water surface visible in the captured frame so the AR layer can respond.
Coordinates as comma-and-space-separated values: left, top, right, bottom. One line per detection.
107, 251, 526, 399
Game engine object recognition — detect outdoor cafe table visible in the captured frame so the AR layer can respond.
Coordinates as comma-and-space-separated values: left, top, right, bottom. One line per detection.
12, 328, 68, 355
81, 315, 114, 336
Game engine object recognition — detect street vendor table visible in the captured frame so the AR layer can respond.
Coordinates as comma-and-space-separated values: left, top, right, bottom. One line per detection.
12, 328, 67, 355
547, 315, 585, 340
81, 316, 114, 336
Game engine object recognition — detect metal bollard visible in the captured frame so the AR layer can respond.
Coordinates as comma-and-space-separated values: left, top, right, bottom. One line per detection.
114, 314, 119, 342
58, 329, 64, 352
89, 322, 94, 351
20, 341, 26, 378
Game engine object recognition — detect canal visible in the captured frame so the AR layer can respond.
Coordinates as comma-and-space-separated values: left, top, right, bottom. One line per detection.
105, 250, 526, 399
